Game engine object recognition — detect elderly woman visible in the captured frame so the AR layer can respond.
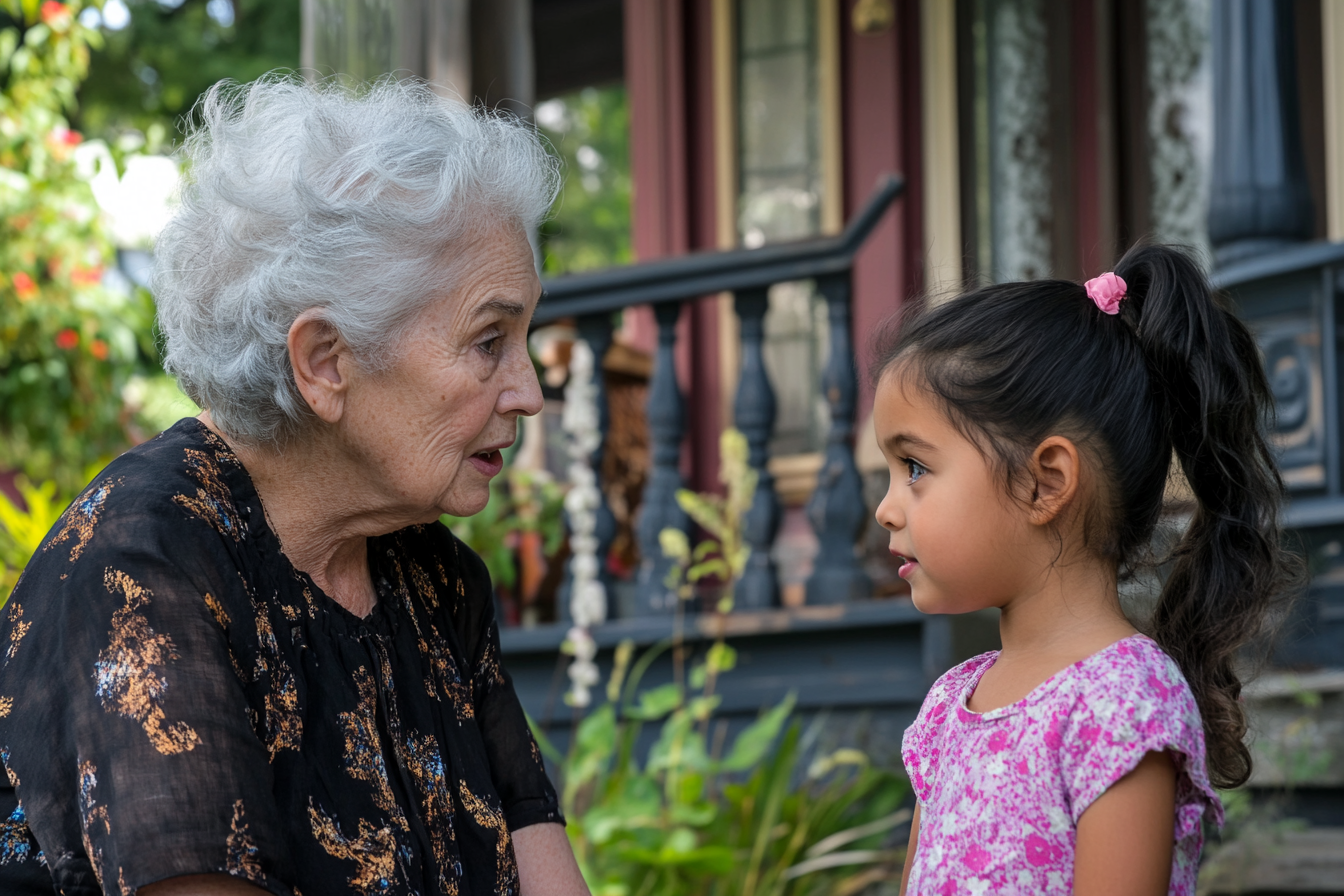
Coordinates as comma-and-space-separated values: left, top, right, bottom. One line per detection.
0, 79, 588, 896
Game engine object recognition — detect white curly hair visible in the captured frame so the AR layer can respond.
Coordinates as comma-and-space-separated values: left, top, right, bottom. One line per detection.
153, 75, 561, 445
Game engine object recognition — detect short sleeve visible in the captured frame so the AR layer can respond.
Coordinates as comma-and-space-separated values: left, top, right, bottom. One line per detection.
454, 539, 564, 832
1058, 643, 1223, 838
901, 654, 994, 805
0, 502, 294, 896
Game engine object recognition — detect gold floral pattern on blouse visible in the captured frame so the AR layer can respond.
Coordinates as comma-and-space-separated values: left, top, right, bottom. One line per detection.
227, 799, 265, 881
308, 798, 403, 896
3, 605, 27, 662
340, 666, 407, 830
395, 558, 472, 720
46, 478, 117, 563
473, 623, 507, 695
173, 448, 245, 542
458, 777, 518, 896
78, 760, 109, 887
93, 569, 202, 755
400, 732, 460, 895
250, 592, 302, 758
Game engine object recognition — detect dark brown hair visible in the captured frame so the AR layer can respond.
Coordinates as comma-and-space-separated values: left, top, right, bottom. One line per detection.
872, 244, 1302, 789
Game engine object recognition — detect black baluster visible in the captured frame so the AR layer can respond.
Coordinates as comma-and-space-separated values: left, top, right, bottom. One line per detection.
733, 287, 781, 608
635, 302, 690, 614
806, 274, 871, 604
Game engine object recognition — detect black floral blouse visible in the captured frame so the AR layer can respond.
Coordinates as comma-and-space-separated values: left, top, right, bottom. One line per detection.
0, 419, 562, 896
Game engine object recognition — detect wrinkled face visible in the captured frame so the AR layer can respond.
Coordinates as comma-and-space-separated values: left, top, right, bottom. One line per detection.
339, 225, 543, 520
872, 371, 1037, 614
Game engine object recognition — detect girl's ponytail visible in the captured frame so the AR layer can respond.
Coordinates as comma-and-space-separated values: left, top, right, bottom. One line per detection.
1116, 244, 1301, 789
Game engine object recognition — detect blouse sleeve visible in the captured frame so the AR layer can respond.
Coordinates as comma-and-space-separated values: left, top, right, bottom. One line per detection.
1058, 645, 1223, 838
452, 537, 564, 832
0, 510, 294, 896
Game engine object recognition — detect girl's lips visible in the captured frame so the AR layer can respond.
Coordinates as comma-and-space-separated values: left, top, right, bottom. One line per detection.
895, 556, 918, 579
467, 449, 504, 477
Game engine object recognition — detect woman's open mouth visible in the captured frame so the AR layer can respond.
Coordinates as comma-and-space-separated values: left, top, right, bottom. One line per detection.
467, 448, 504, 477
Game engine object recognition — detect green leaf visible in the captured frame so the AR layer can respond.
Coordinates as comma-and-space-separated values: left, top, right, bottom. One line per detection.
688, 663, 707, 690
705, 642, 737, 675
647, 710, 710, 773
686, 694, 721, 721
658, 527, 690, 562
686, 558, 728, 582
624, 682, 682, 721
564, 704, 617, 804
719, 693, 796, 772
674, 490, 728, 541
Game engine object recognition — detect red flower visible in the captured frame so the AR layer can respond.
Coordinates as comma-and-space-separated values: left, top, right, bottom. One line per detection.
12, 270, 38, 300
40, 1, 70, 27
71, 265, 102, 288
12, 272, 38, 301
90, 339, 109, 361
55, 328, 79, 350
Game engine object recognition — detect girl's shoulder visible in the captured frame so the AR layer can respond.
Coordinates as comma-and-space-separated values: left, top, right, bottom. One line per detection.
1060, 634, 1194, 710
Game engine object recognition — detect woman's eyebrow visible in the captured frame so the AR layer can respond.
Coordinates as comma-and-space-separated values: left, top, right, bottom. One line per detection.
474, 298, 529, 320
884, 432, 938, 454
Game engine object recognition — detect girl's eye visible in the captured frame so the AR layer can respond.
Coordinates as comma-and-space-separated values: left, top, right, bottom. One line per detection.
903, 458, 927, 484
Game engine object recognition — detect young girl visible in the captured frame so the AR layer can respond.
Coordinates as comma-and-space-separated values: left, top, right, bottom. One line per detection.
875, 245, 1299, 895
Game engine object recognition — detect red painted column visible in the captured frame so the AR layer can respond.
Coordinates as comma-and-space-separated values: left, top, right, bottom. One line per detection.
622, 0, 723, 492
842, 0, 923, 423
1071, 0, 1108, 278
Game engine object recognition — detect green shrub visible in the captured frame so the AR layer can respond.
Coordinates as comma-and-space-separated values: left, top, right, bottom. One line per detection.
538, 637, 910, 896
0, 0, 162, 493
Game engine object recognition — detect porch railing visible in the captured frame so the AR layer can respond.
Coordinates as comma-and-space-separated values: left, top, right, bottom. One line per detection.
535, 174, 905, 618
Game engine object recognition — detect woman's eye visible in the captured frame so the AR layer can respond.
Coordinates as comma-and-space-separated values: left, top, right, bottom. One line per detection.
903, 458, 927, 484
477, 334, 502, 357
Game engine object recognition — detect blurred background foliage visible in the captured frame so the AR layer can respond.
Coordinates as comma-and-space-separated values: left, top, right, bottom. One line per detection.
536, 84, 632, 276
75, 0, 301, 142
0, 0, 170, 493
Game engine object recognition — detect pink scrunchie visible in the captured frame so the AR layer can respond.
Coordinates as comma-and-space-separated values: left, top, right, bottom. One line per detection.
1085, 272, 1127, 315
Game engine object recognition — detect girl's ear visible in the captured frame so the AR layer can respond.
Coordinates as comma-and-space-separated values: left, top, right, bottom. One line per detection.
1026, 436, 1082, 526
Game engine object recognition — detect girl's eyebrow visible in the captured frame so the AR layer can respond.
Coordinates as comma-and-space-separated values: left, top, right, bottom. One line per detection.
885, 432, 938, 455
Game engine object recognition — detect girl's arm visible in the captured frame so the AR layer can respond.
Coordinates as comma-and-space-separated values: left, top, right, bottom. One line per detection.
898, 803, 920, 896
1073, 750, 1176, 896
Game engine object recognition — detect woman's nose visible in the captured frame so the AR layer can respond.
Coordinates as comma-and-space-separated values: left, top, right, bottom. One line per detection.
504, 348, 544, 417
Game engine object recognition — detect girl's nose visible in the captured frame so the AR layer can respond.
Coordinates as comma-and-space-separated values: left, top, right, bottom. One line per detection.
874, 484, 904, 531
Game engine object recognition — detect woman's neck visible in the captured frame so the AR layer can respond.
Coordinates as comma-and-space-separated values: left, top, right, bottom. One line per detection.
199, 412, 398, 618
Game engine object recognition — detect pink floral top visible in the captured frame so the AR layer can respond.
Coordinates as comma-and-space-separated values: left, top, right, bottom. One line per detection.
901, 635, 1222, 895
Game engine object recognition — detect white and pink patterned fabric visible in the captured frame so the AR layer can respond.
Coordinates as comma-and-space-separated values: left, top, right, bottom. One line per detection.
901, 635, 1222, 895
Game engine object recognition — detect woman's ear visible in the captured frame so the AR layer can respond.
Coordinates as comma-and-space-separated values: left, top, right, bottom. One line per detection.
288, 310, 350, 424
1027, 436, 1082, 526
